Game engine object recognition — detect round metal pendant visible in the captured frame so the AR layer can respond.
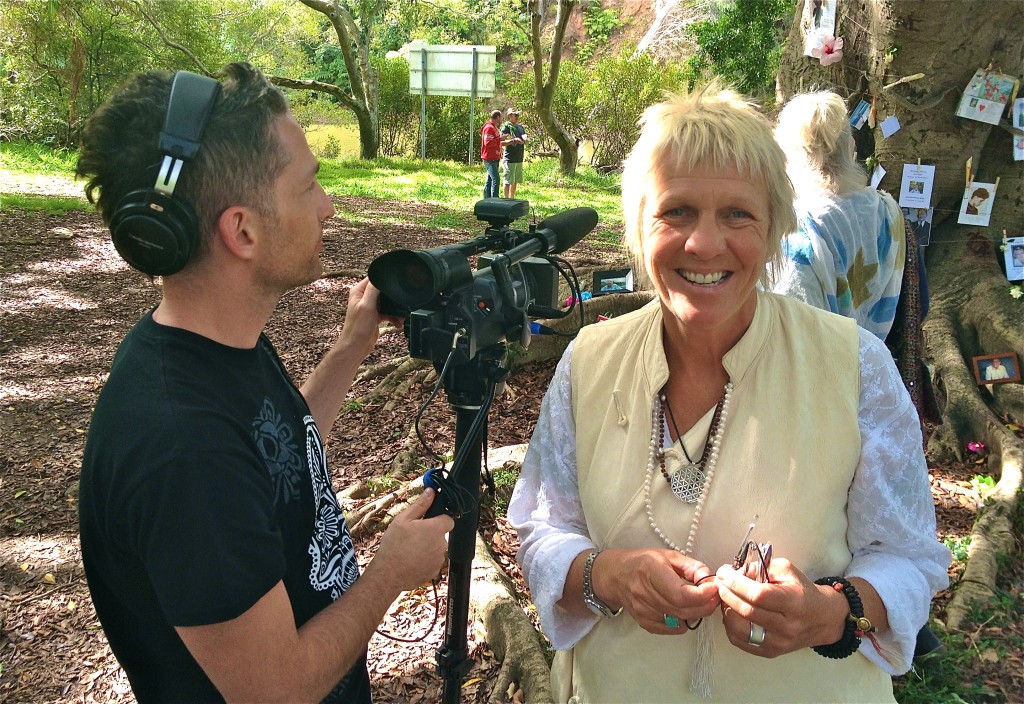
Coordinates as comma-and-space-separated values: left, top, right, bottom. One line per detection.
670, 464, 705, 503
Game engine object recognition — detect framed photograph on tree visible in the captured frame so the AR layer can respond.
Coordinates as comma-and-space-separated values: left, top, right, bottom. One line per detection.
971, 352, 1021, 385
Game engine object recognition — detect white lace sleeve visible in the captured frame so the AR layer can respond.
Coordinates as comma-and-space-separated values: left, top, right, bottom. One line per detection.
846, 328, 952, 674
507, 341, 600, 650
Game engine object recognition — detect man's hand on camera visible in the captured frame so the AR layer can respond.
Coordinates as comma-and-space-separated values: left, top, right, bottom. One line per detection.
371, 489, 454, 591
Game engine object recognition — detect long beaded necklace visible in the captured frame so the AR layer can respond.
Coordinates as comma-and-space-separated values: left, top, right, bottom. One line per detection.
642, 382, 733, 699
643, 382, 733, 555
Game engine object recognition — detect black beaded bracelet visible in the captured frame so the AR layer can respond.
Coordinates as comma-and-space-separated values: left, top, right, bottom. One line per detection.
812, 576, 873, 659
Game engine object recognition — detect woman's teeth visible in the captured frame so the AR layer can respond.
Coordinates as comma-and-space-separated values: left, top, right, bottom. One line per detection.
681, 271, 726, 285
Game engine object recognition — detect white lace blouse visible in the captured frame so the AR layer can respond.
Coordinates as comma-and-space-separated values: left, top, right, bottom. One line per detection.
508, 327, 951, 675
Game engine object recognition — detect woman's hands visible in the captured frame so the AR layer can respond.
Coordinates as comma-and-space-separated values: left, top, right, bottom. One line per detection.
714, 557, 848, 657
592, 547, 721, 635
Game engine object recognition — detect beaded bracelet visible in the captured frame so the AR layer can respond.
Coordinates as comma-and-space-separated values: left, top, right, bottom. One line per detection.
812, 576, 875, 659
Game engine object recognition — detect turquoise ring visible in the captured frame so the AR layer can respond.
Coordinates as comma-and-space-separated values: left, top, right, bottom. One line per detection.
664, 614, 680, 629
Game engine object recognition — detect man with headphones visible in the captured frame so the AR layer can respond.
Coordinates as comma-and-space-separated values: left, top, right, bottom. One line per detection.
76, 63, 453, 703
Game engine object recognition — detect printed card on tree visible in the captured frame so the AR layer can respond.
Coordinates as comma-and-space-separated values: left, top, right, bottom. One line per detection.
869, 163, 886, 190
898, 164, 936, 208
1005, 235, 1024, 282
1013, 98, 1024, 161
955, 69, 1019, 126
958, 181, 997, 226
880, 115, 901, 138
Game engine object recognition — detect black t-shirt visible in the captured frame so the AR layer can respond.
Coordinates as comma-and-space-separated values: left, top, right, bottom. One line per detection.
501, 122, 526, 163
79, 312, 370, 703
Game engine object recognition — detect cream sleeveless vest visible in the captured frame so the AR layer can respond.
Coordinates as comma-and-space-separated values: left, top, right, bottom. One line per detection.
556, 292, 894, 703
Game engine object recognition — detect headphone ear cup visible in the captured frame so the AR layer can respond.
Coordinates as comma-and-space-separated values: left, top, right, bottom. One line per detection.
109, 189, 199, 276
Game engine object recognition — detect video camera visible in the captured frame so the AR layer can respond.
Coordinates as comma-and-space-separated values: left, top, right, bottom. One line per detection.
368, 199, 596, 365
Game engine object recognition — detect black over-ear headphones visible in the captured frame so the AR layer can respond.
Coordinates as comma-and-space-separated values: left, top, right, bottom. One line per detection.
108, 71, 222, 276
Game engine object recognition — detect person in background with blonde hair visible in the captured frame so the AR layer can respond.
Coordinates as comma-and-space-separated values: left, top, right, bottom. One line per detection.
771, 91, 906, 341
509, 83, 949, 702
773, 91, 946, 665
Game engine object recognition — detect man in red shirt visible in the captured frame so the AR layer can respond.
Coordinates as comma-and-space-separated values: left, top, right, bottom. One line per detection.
480, 109, 503, 198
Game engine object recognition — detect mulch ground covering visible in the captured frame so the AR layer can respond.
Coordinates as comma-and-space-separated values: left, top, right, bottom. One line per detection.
1, 201, 1021, 702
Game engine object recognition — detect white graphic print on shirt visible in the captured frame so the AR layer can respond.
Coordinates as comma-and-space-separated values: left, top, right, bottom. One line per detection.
305, 415, 359, 598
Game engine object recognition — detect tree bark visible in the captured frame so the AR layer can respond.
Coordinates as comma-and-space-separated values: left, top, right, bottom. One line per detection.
530, 0, 581, 176
296, 0, 381, 159
777, 0, 1024, 622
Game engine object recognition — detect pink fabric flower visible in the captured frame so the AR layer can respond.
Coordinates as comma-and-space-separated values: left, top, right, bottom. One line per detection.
812, 36, 844, 66
968, 441, 985, 453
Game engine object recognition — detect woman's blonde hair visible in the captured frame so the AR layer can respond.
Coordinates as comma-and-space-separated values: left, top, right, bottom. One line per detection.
774, 91, 867, 198
621, 82, 795, 288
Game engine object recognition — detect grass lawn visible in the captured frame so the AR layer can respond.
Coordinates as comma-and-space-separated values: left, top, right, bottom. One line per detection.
1, 140, 624, 236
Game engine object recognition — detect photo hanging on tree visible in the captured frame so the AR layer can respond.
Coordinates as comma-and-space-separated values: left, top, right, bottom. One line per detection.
902, 207, 933, 247
801, 0, 837, 56
957, 180, 997, 226
898, 164, 936, 209
971, 352, 1021, 385
955, 69, 1019, 126
1005, 235, 1024, 282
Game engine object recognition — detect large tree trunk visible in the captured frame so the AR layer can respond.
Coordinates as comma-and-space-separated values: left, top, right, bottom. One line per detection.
778, 0, 1024, 627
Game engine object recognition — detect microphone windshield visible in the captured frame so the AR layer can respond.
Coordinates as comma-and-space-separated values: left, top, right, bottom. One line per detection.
537, 207, 598, 254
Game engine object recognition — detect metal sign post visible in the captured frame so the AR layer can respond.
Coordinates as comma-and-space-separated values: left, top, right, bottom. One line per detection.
420, 48, 428, 160
468, 48, 478, 165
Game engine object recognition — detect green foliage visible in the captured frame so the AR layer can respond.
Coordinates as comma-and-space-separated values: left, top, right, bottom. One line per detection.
893, 590, 1024, 704
577, 1, 621, 62
375, 56, 419, 157
971, 474, 996, 495
944, 535, 972, 564
584, 50, 692, 168
424, 96, 477, 163
686, 0, 793, 97
0, 0, 294, 146
317, 135, 342, 159
489, 464, 520, 516
366, 473, 400, 495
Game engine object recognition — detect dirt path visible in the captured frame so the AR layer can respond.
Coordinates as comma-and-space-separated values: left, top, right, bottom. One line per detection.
1, 201, 1020, 702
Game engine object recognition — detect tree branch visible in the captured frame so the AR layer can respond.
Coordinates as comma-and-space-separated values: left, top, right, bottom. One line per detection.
130, 0, 212, 75
298, 0, 368, 112
267, 75, 358, 112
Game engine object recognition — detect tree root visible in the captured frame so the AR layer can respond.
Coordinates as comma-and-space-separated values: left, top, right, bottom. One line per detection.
346, 479, 425, 540
469, 537, 552, 704
923, 313, 993, 462
356, 357, 432, 409
944, 425, 1024, 630
343, 442, 550, 701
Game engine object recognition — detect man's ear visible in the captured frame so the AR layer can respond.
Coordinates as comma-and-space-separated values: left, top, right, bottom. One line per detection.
216, 206, 259, 261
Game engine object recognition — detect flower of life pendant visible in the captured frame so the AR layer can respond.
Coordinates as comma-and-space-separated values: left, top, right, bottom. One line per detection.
670, 464, 706, 503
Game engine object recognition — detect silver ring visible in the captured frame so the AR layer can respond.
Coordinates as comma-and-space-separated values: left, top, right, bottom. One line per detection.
748, 622, 765, 647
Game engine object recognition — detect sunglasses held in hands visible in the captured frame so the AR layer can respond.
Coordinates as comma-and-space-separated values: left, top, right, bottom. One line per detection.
732, 515, 773, 584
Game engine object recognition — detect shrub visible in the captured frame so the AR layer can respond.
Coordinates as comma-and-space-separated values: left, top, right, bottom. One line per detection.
375, 56, 419, 157
686, 0, 792, 98
583, 50, 692, 168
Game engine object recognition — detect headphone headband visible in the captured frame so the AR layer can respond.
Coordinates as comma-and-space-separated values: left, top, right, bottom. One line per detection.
155, 71, 222, 196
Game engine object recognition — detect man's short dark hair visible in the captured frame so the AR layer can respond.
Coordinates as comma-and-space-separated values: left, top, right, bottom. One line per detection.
77, 63, 290, 265
490, 109, 502, 119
